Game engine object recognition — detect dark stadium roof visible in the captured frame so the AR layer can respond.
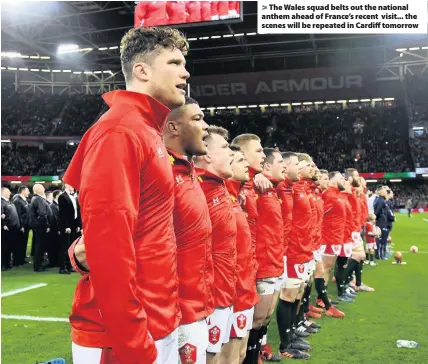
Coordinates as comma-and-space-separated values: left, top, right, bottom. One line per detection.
2, 1, 428, 76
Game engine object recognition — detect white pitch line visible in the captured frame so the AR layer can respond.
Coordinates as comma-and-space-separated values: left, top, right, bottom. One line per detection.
1, 314, 68, 322
1, 283, 47, 298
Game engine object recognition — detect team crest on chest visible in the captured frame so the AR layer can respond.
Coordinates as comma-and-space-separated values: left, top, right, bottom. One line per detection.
213, 197, 220, 205
156, 146, 165, 158
175, 175, 184, 185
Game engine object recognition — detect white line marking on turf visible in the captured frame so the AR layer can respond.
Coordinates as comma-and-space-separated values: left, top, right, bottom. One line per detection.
1, 283, 47, 298
1, 314, 68, 322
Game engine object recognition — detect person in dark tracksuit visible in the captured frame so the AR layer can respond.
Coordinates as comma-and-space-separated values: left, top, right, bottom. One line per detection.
1, 187, 20, 270
46, 191, 61, 268
29, 184, 51, 272
12, 185, 31, 266
385, 189, 395, 250
374, 187, 388, 260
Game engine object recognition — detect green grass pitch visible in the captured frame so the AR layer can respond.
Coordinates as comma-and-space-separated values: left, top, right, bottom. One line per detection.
2, 213, 427, 363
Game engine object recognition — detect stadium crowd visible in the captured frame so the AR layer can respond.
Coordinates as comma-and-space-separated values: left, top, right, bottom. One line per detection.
1, 26, 426, 364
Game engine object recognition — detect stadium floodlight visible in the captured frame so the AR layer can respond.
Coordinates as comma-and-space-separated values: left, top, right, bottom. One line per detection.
412, 126, 424, 130
360, 99, 371, 102
30, 56, 40, 59
227, 106, 236, 109
408, 47, 420, 51
223, 34, 233, 38
84, 71, 92, 74
314, 101, 324, 104
7, 67, 17, 70
199, 36, 209, 40
108, 46, 118, 50
269, 104, 280, 107
372, 98, 383, 102
337, 100, 347, 103
348, 99, 359, 103
40, 56, 50, 59
291, 103, 301, 106
280, 103, 290, 106
390, 179, 402, 182
94, 71, 102, 74
366, 179, 378, 183
259, 104, 269, 107
246, 32, 257, 35
217, 106, 226, 110
384, 97, 395, 101
63, 70, 71, 73
1, 66, 5, 70
211, 35, 221, 39
30, 69, 40, 72
234, 33, 244, 37
58, 44, 79, 54
10, 181, 22, 184
187, 37, 198, 41
98, 47, 108, 51
41, 69, 50, 72
396, 48, 407, 52
422, 46, 428, 50
237, 105, 247, 108
302, 102, 312, 105
73, 71, 82, 74
1, 52, 21, 58
422, 174, 428, 177
52, 70, 61, 72
248, 105, 258, 108
52, 181, 62, 185
1, 139, 11, 143
18, 68, 28, 71
325, 101, 336, 104
37, 181, 46, 184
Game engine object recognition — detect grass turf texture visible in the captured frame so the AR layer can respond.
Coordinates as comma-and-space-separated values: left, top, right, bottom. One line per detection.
1, 213, 427, 363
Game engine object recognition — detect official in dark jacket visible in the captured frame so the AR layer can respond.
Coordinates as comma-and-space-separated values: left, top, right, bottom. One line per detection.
2, 187, 20, 270
58, 183, 81, 273
12, 185, 31, 266
374, 187, 389, 260
29, 184, 51, 272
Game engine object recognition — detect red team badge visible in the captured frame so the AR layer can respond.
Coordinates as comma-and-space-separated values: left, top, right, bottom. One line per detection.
345, 245, 352, 257
237, 313, 247, 330
298, 264, 305, 274
209, 325, 221, 344
179, 343, 197, 364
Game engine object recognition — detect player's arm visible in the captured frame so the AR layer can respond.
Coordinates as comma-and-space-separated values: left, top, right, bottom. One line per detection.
72, 128, 157, 364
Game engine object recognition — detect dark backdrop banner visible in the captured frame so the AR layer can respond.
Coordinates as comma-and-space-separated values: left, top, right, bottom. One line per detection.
189, 67, 403, 105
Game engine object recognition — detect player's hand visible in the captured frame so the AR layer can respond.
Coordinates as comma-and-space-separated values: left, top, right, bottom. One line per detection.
1, 214, 5, 219
65, 228, 71, 234
20, 227, 24, 233
76, 227, 81, 233
3, 225, 8, 231
46, 228, 50, 233
74, 236, 89, 271
57, 231, 61, 235
254, 173, 272, 194
238, 190, 246, 207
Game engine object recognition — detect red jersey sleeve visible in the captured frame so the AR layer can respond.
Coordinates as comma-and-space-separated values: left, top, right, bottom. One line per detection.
65, 129, 157, 364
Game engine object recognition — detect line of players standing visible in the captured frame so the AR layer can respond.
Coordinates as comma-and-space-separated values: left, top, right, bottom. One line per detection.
1, 183, 81, 274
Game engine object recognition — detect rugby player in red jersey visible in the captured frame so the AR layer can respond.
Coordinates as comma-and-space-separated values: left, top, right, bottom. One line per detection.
166, 1, 186, 25
194, 126, 237, 363
221, 145, 259, 364
64, 27, 189, 364
163, 97, 215, 364
319, 171, 347, 316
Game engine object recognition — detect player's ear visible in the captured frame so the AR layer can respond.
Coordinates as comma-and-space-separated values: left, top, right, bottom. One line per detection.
133, 61, 150, 82
164, 120, 179, 137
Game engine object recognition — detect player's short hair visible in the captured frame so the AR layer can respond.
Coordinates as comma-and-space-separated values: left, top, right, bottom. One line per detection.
206, 125, 229, 142
167, 96, 199, 121
297, 153, 312, 162
368, 213, 376, 221
230, 144, 241, 152
18, 185, 29, 194
45, 191, 53, 196
328, 171, 341, 180
319, 169, 328, 175
53, 190, 62, 199
344, 168, 358, 179
281, 151, 297, 163
376, 185, 386, 192
1, 186, 9, 192
263, 147, 279, 165
231, 134, 260, 148
120, 26, 189, 82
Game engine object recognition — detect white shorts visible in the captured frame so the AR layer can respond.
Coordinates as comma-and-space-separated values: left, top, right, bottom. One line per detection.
366, 243, 376, 250
72, 328, 178, 364
307, 259, 316, 276
352, 231, 363, 249
340, 242, 353, 258
230, 307, 255, 338
178, 320, 209, 364
207, 306, 234, 353
256, 277, 278, 296
275, 256, 288, 291
313, 249, 322, 262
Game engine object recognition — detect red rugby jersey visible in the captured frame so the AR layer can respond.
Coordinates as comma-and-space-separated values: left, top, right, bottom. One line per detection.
196, 168, 237, 308
365, 222, 376, 243
313, 186, 324, 251
321, 186, 346, 246
166, 1, 186, 25
134, 1, 168, 27
242, 166, 259, 274
348, 187, 362, 232
169, 150, 214, 325
225, 179, 259, 312
65, 91, 179, 364
341, 192, 353, 243
256, 176, 284, 279
288, 179, 313, 264
276, 178, 293, 255
186, 1, 202, 23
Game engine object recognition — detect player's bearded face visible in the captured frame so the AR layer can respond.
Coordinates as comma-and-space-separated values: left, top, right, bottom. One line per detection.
351, 175, 361, 187
286, 156, 300, 182
144, 48, 190, 109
